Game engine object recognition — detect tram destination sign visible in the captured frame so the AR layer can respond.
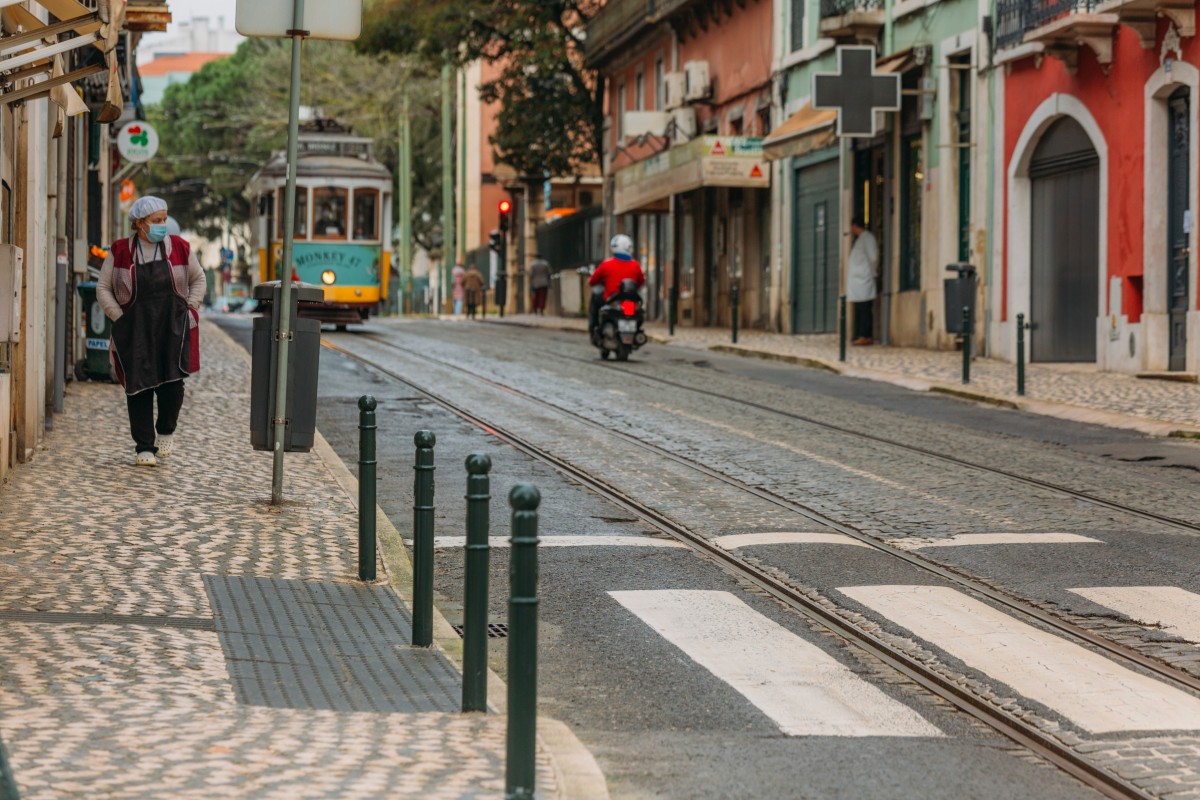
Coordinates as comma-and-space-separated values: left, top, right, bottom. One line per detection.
812, 46, 900, 138
236, 0, 362, 41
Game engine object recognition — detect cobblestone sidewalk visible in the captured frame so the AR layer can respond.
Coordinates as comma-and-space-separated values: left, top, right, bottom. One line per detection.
0, 320, 567, 799
487, 314, 1200, 434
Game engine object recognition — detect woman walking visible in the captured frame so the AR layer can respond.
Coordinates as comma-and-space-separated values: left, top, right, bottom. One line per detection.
97, 196, 206, 466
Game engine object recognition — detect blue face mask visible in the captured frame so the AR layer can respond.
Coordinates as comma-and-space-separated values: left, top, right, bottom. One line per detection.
146, 224, 169, 243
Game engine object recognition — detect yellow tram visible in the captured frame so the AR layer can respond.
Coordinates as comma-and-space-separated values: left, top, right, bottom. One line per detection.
248, 118, 392, 327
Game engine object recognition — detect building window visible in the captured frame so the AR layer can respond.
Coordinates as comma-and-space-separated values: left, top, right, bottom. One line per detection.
654, 57, 665, 111
729, 115, 744, 136
952, 53, 972, 263
635, 70, 645, 111
617, 81, 626, 141
790, 0, 805, 52
898, 70, 924, 292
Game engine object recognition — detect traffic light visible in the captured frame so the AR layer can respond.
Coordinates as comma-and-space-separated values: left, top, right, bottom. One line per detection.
498, 198, 512, 233
488, 230, 502, 253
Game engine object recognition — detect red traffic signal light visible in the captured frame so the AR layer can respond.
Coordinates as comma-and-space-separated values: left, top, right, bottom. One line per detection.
498, 198, 512, 232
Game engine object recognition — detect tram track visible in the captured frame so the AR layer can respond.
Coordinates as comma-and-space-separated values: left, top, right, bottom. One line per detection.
322, 332, 1196, 800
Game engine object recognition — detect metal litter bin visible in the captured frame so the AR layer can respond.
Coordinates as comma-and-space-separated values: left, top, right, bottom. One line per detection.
943, 263, 977, 335
251, 281, 324, 453
75, 281, 114, 381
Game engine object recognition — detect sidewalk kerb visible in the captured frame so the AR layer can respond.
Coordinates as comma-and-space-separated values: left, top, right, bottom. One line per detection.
708, 343, 842, 374
310, 431, 610, 800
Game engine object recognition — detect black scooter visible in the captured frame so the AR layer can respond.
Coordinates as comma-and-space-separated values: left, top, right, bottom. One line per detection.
590, 279, 647, 361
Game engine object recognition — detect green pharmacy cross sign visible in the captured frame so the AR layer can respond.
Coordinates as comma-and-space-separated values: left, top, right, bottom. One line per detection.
812, 46, 901, 138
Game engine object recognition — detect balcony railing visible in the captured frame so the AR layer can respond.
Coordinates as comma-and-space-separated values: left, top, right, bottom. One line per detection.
820, 0, 884, 18
995, 0, 1098, 48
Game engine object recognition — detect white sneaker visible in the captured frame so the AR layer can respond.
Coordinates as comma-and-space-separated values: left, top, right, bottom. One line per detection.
135, 451, 157, 467
155, 435, 174, 458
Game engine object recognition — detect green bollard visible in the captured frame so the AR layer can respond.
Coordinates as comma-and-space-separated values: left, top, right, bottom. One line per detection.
0, 734, 19, 800
839, 294, 847, 362
506, 483, 541, 800
1017, 313, 1026, 396
462, 453, 492, 713
358, 396, 378, 582
962, 305, 972, 385
731, 283, 740, 344
412, 430, 436, 648
668, 285, 677, 337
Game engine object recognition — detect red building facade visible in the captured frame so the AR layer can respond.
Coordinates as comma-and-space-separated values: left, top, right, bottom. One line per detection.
995, 8, 1198, 373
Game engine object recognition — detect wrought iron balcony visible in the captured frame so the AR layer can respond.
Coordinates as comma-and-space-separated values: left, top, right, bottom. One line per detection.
993, 0, 1118, 70
819, 0, 885, 44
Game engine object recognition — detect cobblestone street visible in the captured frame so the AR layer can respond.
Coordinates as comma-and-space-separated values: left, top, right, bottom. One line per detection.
0, 321, 569, 799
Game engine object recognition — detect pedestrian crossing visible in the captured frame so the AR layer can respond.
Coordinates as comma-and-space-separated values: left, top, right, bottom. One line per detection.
612, 585, 1200, 739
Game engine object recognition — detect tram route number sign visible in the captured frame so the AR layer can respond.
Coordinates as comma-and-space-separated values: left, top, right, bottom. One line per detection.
236, 0, 362, 41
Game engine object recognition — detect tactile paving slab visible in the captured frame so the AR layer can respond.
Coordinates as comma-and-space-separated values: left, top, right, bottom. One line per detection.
204, 575, 460, 713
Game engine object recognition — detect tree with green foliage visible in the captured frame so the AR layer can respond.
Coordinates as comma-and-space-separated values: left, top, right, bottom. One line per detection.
146, 37, 445, 250
357, 0, 603, 180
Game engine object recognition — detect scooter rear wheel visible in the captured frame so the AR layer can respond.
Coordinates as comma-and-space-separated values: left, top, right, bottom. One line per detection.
615, 345, 630, 362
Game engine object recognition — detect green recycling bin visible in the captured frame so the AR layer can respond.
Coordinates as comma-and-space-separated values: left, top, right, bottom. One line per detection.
75, 281, 115, 381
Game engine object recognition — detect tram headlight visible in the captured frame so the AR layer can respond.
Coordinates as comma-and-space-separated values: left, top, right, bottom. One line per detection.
321, 270, 336, 285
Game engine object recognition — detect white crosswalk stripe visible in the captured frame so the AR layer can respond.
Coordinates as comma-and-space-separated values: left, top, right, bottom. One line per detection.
841, 585, 1200, 733
889, 533, 1103, 550
714, 532, 872, 549
609, 589, 943, 738
1068, 586, 1200, 644
409, 535, 685, 549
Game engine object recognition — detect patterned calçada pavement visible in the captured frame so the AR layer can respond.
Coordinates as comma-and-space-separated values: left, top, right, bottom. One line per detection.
0, 320, 565, 799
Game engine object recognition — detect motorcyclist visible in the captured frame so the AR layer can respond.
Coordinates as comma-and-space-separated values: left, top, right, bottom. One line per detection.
589, 234, 645, 338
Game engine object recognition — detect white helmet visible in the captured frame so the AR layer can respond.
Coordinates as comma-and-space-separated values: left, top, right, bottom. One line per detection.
610, 234, 633, 257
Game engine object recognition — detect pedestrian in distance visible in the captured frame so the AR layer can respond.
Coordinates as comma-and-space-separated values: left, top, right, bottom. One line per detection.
451, 262, 466, 316
847, 216, 879, 346
96, 196, 206, 467
529, 252, 552, 315
462, 263, 485, 319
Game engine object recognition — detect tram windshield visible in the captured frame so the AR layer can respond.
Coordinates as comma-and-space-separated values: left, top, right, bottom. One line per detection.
353, 190, 378, 241
313, 187, 348, 239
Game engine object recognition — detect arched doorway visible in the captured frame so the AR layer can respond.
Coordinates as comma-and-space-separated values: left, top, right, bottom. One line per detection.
1029, 117, 1100, 362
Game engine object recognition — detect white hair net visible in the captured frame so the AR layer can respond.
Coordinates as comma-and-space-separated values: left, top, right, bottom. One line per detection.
128, 195, 168, 221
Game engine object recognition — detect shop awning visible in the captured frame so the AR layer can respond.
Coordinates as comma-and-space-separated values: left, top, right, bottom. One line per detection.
613, 135, 770, 216
0, 0, 124, 102
762, 103, 837, 162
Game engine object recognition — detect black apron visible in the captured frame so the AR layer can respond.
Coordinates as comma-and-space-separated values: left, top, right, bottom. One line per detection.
110, 241, 190, 396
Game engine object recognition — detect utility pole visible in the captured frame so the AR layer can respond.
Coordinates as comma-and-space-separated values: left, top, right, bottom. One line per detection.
399, 90, 412, 313
458, 67, 468, 268
441, 62, 454, 313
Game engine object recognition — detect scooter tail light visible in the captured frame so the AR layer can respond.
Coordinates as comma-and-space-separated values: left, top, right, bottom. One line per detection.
620, 300, 637, 316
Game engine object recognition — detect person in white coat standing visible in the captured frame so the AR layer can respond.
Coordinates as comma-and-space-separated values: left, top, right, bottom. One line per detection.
847, 217, 878, 345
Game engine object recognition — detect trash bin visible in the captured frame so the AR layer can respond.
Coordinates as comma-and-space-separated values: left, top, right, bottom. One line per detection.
75, 281, 114, 381
250, 281, 324, 453
943, 263, 977, 335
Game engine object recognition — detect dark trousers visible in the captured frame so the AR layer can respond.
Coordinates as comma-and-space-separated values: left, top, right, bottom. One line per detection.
853, 300, 874, 341
126, 380, 186, 452
465, 289, 479, 319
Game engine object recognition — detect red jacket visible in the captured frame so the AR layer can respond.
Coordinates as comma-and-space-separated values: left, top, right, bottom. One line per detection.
589, 256, 645, 299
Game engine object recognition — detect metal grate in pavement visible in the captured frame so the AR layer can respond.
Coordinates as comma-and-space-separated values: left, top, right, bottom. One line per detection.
0, 610, 216, 631
203, 575, 460, 713
450, 623, 508, 639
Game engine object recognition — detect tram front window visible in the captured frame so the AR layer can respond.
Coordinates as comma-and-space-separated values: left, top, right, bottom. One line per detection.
277, 189, 308, 239
314, 187, 348, 239
353, 190, 378, 240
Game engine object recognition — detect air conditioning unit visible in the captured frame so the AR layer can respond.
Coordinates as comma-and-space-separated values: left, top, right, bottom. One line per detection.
663, 72, 686, 110
672, 107, 698, 145
0, 245, 22, 343
623, 111, 672, 138
684, 60, 711, 102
